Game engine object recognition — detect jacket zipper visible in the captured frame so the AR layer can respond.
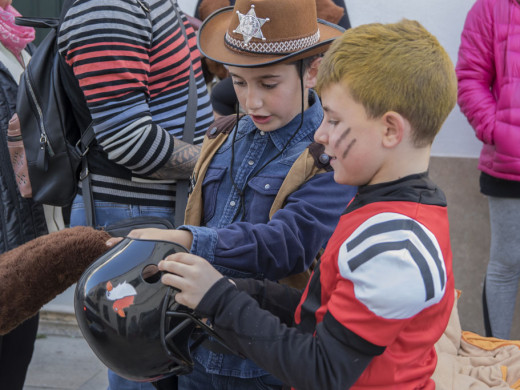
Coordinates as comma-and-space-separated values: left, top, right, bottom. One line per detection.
25, 73, 55, 157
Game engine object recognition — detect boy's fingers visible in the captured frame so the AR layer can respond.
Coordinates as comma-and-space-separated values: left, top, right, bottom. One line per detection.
127, 228, 154, 239
165, 252, 197, 265
106, 237, 123, 247
170, 290, 192, 308
160, 272, 186, 291
159, 253, 199, 273
158, 257, 190, 277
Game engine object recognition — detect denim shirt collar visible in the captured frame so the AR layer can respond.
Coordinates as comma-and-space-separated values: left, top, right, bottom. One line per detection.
237, 89, 323, 151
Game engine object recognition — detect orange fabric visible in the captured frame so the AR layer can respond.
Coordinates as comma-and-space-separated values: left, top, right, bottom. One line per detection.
501, 365, 507, 382
433, 290, 520, 389
462, 331, 520, 351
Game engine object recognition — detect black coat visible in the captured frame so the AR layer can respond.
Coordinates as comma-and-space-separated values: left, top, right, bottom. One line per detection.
0, 56, 47, 254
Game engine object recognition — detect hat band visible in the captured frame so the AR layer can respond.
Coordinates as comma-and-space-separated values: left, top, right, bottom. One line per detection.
224, 30, 320, 55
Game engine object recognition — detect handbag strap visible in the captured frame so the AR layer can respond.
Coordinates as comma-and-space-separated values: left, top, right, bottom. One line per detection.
172, 0, 197, 227
78, 124, 95, 227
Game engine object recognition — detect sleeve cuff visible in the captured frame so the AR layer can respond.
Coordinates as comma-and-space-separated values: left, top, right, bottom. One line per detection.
194, 277, 237, 318
177, 225, 218, 263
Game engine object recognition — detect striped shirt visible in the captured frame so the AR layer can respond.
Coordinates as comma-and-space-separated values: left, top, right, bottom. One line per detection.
57, 0, 213, 207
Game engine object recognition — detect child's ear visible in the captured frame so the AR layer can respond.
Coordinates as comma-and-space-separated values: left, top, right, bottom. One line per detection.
304, 57, 322, 89
381, 111, 406, 148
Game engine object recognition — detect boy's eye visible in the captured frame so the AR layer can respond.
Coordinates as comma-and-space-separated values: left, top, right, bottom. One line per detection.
262, 83, 277, 89
232, 79, 245, 86
328, 120, 339, 126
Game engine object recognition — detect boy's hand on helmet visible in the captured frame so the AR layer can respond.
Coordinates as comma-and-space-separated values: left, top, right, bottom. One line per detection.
105, 228, 193, 250
129, 228, 193, 249
158, 252, 223, 309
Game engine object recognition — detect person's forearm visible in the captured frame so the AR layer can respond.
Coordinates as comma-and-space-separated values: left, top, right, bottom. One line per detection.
196, 172, 355, 280
233, 278, 302, 325
149, 139, 201, 180
195, 279, 378, 390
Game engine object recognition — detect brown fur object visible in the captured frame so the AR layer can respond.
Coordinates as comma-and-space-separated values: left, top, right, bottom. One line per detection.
0, 226, 111, 335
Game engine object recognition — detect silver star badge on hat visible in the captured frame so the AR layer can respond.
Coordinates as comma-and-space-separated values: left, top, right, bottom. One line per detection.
233, 5, 270, 46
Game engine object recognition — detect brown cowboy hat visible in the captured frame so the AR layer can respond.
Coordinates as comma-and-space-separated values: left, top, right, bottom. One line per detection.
197, 0, 345, 68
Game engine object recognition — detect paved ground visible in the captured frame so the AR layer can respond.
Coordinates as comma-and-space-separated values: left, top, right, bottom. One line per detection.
23, 285, 109, 390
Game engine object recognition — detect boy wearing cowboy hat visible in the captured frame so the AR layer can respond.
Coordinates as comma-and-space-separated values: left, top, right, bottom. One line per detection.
120, 0, 355, 388
157, 19, 458, 390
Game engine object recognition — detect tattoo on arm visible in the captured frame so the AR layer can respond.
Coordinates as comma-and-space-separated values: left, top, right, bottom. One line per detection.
149, 138, 201, 180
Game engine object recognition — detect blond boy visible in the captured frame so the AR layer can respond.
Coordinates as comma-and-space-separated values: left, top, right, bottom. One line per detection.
158, 19, 457, 390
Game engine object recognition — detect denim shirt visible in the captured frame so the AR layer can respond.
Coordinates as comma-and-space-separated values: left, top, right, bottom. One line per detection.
179, 90, 357, 377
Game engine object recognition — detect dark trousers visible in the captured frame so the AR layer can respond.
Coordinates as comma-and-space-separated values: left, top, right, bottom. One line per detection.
0, 313, 39, 390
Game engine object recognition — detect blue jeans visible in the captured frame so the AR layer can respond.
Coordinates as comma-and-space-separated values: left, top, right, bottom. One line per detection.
70, 194, 174, 390
70, 194, 175, 229
178, 359, 283, 390
107, 374, 156, 390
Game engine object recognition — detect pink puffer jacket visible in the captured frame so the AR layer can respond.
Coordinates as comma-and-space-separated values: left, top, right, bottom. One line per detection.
456, 0, 520, 181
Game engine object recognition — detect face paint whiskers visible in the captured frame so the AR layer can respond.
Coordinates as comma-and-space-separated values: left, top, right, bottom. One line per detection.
334, 127, 351, 149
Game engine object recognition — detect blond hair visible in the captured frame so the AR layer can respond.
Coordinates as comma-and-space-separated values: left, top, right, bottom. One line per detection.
317, 19, 457, 146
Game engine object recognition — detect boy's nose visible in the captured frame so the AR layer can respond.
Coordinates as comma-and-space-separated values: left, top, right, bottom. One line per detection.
314, 121, 328, 145
246, 88, 262, 111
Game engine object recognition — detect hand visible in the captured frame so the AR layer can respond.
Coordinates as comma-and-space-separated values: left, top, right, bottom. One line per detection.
106, 228, 193, 250
158, 252, 224, 309
106, 236, 124, 247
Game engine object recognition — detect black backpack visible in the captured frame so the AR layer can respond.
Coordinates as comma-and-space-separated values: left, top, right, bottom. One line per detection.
15, 0, 94, 210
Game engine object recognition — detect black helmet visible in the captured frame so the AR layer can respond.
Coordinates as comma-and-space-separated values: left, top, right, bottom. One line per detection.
74, 237, 225, 382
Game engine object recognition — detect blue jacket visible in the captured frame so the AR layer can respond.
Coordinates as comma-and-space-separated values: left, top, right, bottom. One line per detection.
180, 90, 357, 377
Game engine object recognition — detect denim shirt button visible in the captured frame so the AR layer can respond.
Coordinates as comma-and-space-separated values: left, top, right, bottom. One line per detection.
264, 184, 270, 190
248, 160, 254, 166
259, 131, 265, 136
230, 200, 236, 206
319, 153, 330, 164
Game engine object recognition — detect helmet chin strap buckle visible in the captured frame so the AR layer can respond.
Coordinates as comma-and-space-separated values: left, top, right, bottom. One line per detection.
160, 287, 240, 370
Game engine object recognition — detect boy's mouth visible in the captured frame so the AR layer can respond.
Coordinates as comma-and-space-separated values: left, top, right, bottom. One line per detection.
323, 150, 335, 160
251, 115, 271, 124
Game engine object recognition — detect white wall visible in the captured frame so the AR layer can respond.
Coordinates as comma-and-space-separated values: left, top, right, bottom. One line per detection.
179, 0, 482, 158
177, 0, 196, 16
347, 0, 480, 157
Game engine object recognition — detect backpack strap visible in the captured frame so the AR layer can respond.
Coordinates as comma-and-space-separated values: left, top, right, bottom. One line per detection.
57, 0, 98, 227
77, 124, 96, 227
